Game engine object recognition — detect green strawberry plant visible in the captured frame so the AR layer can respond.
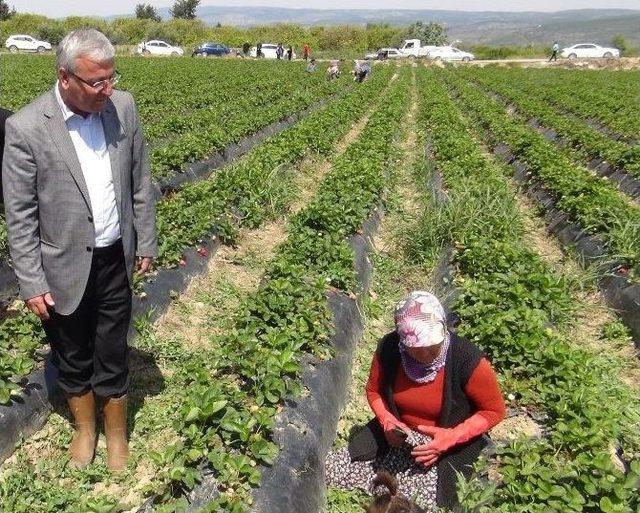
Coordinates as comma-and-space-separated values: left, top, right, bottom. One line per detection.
463, 67, 640, 178
0, 63, 392, 396
439, 68, 640, 273
415, 67, 640, 512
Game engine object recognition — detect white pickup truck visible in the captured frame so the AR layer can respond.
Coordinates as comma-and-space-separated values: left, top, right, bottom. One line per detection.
399, 39, 437, 58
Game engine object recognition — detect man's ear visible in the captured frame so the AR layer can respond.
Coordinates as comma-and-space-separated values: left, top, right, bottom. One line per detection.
58, 69, 70, 89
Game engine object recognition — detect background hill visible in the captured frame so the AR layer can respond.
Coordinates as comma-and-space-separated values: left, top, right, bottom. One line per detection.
148, 7, 640, 46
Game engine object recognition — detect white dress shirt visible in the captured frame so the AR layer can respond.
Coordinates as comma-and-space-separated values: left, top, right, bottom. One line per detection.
55, 83, 120, 248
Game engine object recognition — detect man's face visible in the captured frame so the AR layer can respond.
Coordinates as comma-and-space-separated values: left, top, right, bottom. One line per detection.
58, 56, 115, 114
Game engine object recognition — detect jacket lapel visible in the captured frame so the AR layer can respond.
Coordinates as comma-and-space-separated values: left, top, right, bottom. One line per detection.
102, 101, 123, 221
43, 89, 93, 213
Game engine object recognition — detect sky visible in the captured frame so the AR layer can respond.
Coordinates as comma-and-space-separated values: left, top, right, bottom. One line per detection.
14, 0, 640, 18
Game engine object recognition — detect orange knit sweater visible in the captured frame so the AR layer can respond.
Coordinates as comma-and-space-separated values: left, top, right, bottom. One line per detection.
365, 353, 506, 430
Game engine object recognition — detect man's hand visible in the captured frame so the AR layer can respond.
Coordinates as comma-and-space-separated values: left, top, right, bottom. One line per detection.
137, 256, 153, 275
25, 292, 55, 321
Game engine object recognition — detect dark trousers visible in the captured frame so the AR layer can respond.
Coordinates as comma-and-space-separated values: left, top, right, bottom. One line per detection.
549, 50, 558, 61
43, 240, 132, 397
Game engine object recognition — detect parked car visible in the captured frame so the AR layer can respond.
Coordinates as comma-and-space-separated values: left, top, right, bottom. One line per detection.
427, 46, 475, 62
249, 43, 279, 59
560, 43, 620, 59
5, 34, 52, 53
192, 42, 231, 57
365, 48, 402, 60
136, 40, 184, 56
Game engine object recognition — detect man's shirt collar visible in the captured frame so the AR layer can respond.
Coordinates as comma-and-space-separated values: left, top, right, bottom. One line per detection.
55, 81, 97, 122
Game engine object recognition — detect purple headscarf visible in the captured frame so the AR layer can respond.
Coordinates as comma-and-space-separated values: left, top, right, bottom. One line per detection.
394, 291, 450, 383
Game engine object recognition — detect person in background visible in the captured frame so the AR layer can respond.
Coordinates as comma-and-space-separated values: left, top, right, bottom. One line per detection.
2, 29, 157, 472
354, 60, 371, 83
242, 41, 251, 56
362, 61, 372, 80
0, 107, 12, 202
549, 41, 560, 62
276, 43, 284, 60
256, 42, 263, 58
306, 58, 317, 72
353, 59, 363, 81
326, 59, 340, 80
325, 291, 506, 511
287, 45, 293, 61
302, 43, 311, 60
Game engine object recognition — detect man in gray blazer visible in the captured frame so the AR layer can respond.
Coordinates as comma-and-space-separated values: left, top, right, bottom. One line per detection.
2, 29, 157, 471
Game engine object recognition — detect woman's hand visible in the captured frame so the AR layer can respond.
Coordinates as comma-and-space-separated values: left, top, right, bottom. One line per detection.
382, 418, 411, 448
412, 415, 493, 467
410, 425, 458, 467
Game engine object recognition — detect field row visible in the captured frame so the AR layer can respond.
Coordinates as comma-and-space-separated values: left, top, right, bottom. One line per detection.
0, 59, 352, 263
0, 68, 410, 512
439, 68, 640, 277
0, 65, 394, 405
324, 66, 640, 513
414, 66, 640, 513
0, 56, 349, 183
486, 68, 640, 141
460, 67, 640, 180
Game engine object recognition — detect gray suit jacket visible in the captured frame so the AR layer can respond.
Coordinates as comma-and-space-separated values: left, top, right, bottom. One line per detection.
2, 88, 157, 315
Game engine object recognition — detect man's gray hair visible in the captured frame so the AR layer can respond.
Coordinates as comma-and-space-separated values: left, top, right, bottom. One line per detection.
56, 29, 115, 72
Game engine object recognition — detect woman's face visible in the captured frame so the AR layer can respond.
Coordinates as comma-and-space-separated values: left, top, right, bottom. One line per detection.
405, 344, 443, 364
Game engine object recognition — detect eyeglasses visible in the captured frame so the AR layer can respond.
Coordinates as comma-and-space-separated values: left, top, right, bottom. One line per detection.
68, 71, 120, 91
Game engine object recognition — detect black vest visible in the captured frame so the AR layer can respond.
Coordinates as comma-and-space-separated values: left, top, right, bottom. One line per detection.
379, 331, 488, 509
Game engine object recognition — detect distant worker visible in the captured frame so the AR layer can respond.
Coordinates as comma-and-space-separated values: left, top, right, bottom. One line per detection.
362, 61, 372, 82
549, 41, 559, 62
287, 45, 293, 61
327, 60, 340, 80
256, 42, 263, 58
354, 60, 371, 83
276, 43, 284, 60
353, 60, 362, 80
302, 43, 311, 60
307, 58, 317, 72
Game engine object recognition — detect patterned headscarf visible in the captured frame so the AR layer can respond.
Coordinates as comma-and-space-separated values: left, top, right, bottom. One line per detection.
394, 291, 450, 383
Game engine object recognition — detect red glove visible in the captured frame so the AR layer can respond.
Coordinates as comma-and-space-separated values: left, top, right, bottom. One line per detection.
411, 415, 490, 467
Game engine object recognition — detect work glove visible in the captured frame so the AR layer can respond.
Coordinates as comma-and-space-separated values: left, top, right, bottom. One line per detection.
411, 415, 490, 467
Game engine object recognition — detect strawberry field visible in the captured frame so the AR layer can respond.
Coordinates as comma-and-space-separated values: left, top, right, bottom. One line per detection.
0, 57, 639, 513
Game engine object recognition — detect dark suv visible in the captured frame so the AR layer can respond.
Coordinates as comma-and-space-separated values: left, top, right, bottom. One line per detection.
192, 42, 230, 57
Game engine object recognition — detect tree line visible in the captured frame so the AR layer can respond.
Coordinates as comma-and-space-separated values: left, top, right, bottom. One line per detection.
0, 0, 448, 51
